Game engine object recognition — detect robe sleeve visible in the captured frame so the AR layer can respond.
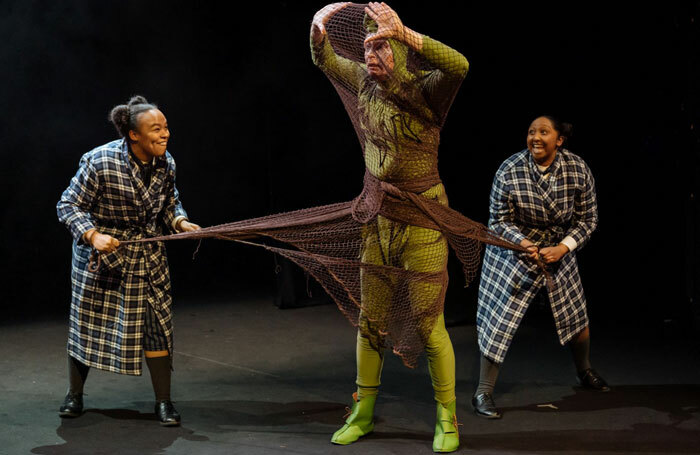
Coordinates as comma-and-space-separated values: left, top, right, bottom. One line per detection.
565, 162, 598, 249
57, 155, 99, 243
488, 172, 527, 245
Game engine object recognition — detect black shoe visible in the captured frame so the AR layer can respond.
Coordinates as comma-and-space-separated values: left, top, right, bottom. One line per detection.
471, 392, 502, 419
155, 400, 181, 426
577, 368, 610, 392
59, 392, 83, 417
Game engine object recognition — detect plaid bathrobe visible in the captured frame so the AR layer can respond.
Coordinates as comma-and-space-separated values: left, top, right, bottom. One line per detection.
477, 149, 598, 364
57, 139, 188, 375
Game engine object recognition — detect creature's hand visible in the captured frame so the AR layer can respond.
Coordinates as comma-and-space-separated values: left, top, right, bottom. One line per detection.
364, 2, 422, 50
364, 2, 403, 41
90, 232, 120, 253
539, 245, 569, 263
178, 220, 201, 232
312, 2, 351, 43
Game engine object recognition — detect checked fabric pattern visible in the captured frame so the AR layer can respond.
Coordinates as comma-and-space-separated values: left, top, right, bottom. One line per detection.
57, 139, 187, 375
477, 149, 598, 364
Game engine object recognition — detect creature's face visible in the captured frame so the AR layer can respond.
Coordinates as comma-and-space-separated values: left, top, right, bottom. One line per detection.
527, 117, 563, 166
364, 39, 394, 81
129, 109, 170, 159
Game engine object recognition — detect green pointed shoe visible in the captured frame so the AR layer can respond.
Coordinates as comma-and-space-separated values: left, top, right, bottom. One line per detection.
331, 392, 376, 445
433, 400, 460, 453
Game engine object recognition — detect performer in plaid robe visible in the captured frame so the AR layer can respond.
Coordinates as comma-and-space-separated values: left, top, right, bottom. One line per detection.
472, 116, 609, 419
56, 96, 199, 426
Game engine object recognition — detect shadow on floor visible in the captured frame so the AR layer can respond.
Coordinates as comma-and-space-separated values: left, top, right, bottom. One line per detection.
464, 423, 700, 453
30, 387, 700, 454
464, 384, 700, 453
499, 384, 700, 423
31, 408, 208, 455
175, 399, 347, 431
30, 400, 346, 455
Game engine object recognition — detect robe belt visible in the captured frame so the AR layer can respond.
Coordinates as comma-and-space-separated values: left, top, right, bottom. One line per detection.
542, 226, 567, 245
521, 225, 570, 246
97, 221, 160, 238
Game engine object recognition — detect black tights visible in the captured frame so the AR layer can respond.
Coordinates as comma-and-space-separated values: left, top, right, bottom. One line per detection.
67, 354, 171, 401
475, 331, 592, 395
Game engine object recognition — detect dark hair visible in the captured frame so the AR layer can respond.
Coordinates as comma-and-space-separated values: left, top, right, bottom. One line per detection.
540, 115, 573, 147
109, 95, 158, 140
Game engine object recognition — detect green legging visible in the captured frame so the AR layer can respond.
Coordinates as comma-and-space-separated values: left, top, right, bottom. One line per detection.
355, 312, 456, 405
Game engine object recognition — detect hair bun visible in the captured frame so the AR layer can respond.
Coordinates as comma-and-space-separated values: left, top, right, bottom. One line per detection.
539, 115, 574, 148
559, 122, 574, 138
127, 95, 149, 106
108, 95, 157, 139
109, 104, 130, 137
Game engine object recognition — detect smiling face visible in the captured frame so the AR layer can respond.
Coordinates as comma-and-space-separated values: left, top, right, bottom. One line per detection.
364, 38, 394, 81
128, 109, 170, 161
527, 117, 564, 167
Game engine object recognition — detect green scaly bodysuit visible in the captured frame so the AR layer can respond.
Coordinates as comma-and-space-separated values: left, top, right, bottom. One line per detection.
312, 28, 468, 404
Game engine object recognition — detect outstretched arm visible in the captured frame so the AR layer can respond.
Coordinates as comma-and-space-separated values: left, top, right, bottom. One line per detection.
310, 3, 365, 92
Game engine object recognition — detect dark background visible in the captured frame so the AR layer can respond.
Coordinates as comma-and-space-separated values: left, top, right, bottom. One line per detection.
1, 1, 698, 338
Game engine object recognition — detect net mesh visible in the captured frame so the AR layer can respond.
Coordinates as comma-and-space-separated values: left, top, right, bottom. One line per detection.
115, 3, 533, 367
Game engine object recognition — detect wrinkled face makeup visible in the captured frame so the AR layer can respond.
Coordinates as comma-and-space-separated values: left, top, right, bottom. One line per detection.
364, 38, 394, 81
527, 117, 564, 166
129, 109, 170, 159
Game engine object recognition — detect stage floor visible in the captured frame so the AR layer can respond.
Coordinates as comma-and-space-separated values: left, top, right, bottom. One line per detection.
2, 295, 699, 455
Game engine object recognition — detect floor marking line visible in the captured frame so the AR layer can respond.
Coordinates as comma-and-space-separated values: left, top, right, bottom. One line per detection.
174, 350, 281, 378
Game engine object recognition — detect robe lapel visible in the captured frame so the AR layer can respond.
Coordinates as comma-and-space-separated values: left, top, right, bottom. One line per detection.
147, 158, 167, 215
120, 141, 164, 225
118, 141, 145, 226
528, 152, 564, 221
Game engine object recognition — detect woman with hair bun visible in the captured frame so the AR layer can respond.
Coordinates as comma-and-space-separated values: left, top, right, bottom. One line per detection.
473, 115, 608, 419
57, 96, 200, 426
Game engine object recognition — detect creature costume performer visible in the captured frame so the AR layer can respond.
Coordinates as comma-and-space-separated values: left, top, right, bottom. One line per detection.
56, 96, 200, 426
309, 2, 481, 451
473, 116, 609, 420
98, 3, 535, 450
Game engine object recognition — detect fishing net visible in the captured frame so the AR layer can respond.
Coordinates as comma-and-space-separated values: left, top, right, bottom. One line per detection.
110, 3, 531, 367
